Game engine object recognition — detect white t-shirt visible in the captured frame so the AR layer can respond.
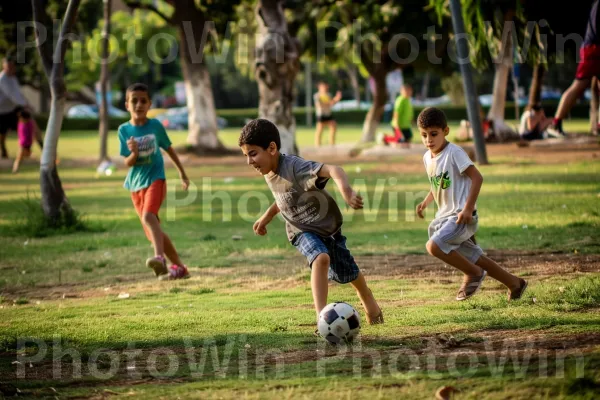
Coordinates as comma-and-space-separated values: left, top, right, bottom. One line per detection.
423, 142, 475, 219
518, 110, 531, 134
0, 72, 27, 114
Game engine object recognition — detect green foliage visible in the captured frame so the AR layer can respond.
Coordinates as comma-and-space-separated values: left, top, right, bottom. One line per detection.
14, 297, 29, 305
190, 288, 215, 295
531, 276, 600, 311
4, 196, 99, 238
66, 10, 177, 92
441, 72, 465, 105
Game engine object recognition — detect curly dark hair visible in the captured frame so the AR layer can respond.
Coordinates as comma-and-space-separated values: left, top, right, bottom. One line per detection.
238, 119, 281, 150
417, 107, 448, 129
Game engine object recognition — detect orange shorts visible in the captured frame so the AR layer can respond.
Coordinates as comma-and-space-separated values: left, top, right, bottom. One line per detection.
131, 179, 166, 241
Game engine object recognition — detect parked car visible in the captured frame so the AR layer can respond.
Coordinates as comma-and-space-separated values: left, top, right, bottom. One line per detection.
154, 107, 228, 130
66, 104, 128, 119
331, 100, 373, 111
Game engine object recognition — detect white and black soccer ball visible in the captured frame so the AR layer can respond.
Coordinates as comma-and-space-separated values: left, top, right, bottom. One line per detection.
317, 302, 361, 344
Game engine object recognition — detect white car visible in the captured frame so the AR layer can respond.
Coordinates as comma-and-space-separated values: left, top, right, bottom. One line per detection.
67, 104, 128, 119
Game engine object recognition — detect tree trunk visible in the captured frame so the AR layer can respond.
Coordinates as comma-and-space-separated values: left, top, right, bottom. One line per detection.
591, 77, 599, 135
420, 71, 430, 100
171, 1, 229, 156
528, 63, 545, 106
360, 70, 387, 142
487, 28, 512, 135
98, 0, 111, 163
181, 59, 226, 153
347, 63, 361, 107
41, 97, 71, 222
254, 0, 300, 155
32, 0, 80, 223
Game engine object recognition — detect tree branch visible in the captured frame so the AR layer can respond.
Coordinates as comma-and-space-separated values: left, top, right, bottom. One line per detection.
30, 0, 53, 77
56, 0, 82, 71
124, 0, 174, 24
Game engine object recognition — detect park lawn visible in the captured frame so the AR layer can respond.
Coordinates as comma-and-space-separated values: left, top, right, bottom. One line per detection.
0, 123, 599, 398
0, 118, 594, 161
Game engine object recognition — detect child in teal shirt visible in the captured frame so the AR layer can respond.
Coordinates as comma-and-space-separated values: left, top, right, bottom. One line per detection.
118, 83, 191, 280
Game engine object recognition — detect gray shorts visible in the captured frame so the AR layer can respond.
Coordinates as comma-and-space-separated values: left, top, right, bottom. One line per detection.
428, 212, 483, 264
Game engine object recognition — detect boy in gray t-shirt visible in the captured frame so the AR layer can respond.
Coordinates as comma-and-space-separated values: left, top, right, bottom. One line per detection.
415, 107, 528, 301
239, 119, 383, 328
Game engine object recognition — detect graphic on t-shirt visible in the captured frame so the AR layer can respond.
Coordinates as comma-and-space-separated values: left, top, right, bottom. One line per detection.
134, 134, 157, 164
430, 171, 451, 190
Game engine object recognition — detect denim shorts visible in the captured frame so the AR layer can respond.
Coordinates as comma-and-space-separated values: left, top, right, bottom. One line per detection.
292, 231, 360, 284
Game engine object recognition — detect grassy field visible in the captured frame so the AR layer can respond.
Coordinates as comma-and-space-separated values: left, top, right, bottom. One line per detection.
0, 122, 599, 399
0, 118, 595, 161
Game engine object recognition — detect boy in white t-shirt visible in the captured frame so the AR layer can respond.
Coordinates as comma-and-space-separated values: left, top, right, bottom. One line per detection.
415, 107, 528, 301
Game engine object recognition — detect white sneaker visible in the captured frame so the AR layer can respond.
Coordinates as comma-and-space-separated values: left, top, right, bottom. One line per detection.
546, 125, 566, 138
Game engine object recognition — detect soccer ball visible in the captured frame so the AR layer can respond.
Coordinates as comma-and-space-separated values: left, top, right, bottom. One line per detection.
96, 161, 116, 177
317, 302, 361, 344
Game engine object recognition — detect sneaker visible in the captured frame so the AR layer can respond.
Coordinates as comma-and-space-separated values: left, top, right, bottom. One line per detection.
146, 255, 168, 276
456, 270, 487, 301
158, 265, 190, 281
508, 278, 528, 301
546, 124, 566, 138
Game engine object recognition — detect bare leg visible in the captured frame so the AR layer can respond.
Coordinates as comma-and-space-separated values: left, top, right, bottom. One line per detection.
475, 255, 521, 290
328, 121, 337, 145
555, 79, 590, 120
426, 240, 483, 277
164, 233, 184, 266
314, 122, 324, 147
142, 212, 165, 257
349, 272, 381, 317
12, 147, 25, 173
311, 253, 330, 319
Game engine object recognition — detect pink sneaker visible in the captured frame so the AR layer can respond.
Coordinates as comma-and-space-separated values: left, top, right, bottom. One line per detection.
159, 265, 190, 281
146, 255, 168, 276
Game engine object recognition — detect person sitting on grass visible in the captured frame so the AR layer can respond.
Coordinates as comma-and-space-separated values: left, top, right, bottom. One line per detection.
415, 107, 528, 301
118, 83, 190, 280
517, 102, 553, 145
239, 118, 384, 332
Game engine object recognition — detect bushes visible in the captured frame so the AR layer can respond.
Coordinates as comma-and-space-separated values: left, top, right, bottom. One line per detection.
34, 102, 591, 130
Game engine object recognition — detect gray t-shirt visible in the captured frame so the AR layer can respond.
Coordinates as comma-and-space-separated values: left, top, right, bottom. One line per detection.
265, 154, 343, 241
423, 143, 475, 219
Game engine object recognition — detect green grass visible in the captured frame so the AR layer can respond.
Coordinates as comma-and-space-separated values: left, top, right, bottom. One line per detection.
2, 118, 594, 161
0, 122, 599, 398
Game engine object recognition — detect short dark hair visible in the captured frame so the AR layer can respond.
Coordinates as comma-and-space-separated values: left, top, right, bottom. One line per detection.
19, 109, 31, 119
417, 107, 448, 129
238, 119, 281, 150
126, 83, 150, 101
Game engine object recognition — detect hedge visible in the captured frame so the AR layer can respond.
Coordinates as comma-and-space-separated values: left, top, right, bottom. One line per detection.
37, 101, 591, 130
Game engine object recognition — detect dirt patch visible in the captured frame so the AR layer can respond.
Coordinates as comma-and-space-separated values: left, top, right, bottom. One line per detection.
356, 250, 600, 279
3, 328, 598, 391
2, 251, 599, 302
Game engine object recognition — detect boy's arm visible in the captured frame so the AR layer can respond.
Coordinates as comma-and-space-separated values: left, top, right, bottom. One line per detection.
416, 190, 433, 219
254, 202, 280, 236
423, 190, 434, 206
165, 146, 190, 190
317, 164, 363, 209
124, 138, 139, 167
457, 165, 483, 224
